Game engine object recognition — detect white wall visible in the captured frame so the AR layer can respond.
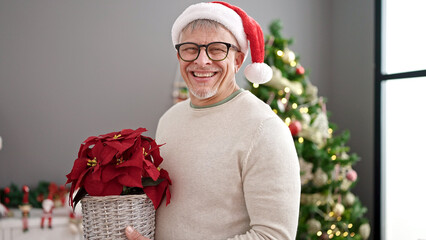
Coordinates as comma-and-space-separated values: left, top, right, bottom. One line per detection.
329, 0, 375, 229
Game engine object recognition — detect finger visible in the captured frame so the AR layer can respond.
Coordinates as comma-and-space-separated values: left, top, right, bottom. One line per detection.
125, 226, 150, 240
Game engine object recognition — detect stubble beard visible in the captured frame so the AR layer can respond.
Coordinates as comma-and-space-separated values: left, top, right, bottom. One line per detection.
189, 83, 218, 100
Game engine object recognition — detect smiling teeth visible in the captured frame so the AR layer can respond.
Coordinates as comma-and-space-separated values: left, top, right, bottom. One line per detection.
193, 72, 214, 77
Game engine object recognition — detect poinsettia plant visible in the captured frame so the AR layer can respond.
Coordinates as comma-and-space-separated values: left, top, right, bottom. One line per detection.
66, 128, 171, 209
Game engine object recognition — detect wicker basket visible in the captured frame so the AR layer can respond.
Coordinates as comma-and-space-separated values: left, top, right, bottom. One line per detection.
80, 194, 155, 240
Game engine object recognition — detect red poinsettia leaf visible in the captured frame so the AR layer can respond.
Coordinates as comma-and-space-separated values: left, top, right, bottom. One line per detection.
66, 157, 89, 182
143, 158, 160, 180
147, 142, 165, 167
117, 168, 143, 188
99, 130, 119, 140
101, 164, 126, 183
123, 128, 147, 139
159, 169, 172, 184
91, 141, 105, 158
83, 136, 99, 144
99, 145, 118, 165
84, 174, 122, 196
78, 142, 93, 158
118, 153, 144, 168
92, 164, 102, 181
77, 144, 85, 158
74, 168, 92, 193
143, 180, 171, 209
68, 182, 77, 207
105, 138, 135, 154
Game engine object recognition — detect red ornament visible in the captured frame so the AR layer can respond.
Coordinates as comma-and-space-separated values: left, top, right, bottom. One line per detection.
296, 66, 305, 75
4, 187, 10, 195
288, 120, 302, 136
4, 197, 10, 204
346, 170, 358, 181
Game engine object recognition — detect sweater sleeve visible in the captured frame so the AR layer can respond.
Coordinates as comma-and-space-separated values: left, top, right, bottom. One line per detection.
227, 117, 301, 240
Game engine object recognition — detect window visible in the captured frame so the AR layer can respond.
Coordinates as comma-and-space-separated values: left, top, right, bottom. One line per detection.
375, 0, 426, 239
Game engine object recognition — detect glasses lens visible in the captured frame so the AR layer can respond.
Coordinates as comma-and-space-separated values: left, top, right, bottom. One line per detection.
207, 42, 229, 61
178, 43, 199, 61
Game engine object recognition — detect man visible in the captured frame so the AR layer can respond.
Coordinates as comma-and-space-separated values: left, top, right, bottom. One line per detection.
126, 2, 300, 240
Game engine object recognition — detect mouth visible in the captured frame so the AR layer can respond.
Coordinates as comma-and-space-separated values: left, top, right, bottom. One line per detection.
191, 71, 217, 78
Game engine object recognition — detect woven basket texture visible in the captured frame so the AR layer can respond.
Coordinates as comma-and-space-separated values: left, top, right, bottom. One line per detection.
81, 194, 155, 240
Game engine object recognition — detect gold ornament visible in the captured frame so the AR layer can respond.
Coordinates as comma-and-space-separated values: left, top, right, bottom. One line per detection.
333, 203, 345, 217
313, 168, 328, 187
359, 223, 371, 240
343, 192, 356, 206
307, 219, 322, 234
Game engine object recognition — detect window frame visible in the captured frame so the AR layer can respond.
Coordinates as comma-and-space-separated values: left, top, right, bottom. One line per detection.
374, 0, 426, 239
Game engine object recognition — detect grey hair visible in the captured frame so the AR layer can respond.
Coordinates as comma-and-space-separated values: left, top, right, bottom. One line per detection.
181, 19, 224, 33
179, 19, 238, 45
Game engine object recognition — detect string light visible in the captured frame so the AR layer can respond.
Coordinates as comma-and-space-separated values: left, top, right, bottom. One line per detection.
348, 223, 353, 229
343, 232, 349, 237
284, 117, 291, 125
317, 231, 322, 237
272, 109, 278, 114
328, 128, 333, 134
296, 89, 303, 95
328, 211, 335, 217
292, 103, 298, 109
331, 224, 336, 230
331, 155, 337, 161
336, 231, 341, 236
284, 87, 290, 93
253, 83, 259, 88
329, 234, 334, 239
337, 216, 342, 221
277, 50, 284, 56
290, 61, 297, 67
278, 90, 284, 96
281, 98, 288, 104
299, 107, 309, 113
350, 232, 355, 237
327, 230, 333, 235
298, 137, 304, 143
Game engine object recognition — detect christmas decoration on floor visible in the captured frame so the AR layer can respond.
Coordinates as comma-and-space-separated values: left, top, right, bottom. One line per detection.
1, 182, 68, 210
19, 185, 31, 232
248, 20, 371, 240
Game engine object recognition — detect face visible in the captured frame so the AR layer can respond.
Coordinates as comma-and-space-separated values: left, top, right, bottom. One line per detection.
178, 25, 245, 106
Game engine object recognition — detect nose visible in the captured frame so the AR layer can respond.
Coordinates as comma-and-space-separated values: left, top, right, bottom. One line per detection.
193, 47, 212, 66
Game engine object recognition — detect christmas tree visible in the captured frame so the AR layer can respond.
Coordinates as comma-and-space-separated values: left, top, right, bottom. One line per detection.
248, 20, 371, 240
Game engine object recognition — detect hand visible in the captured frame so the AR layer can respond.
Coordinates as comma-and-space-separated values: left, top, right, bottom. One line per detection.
125, 226, 151, 240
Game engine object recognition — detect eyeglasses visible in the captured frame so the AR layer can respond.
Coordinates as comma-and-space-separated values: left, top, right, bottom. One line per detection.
175, 41, 240, 62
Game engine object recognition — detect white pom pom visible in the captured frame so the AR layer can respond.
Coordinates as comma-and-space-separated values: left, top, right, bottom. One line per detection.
244, 63, 273, 84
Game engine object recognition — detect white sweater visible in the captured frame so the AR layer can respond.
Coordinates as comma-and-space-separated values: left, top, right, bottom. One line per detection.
155, 90, 300, 240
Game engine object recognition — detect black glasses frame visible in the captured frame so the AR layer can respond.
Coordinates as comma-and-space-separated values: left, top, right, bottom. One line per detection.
175, 41, 240, 62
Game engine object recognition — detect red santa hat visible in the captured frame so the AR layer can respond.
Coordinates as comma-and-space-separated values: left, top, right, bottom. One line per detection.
171, 1, 272, 84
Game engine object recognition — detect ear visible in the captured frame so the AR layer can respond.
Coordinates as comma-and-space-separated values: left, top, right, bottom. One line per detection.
176, 51, 180, 60
234, 51, 245, 73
